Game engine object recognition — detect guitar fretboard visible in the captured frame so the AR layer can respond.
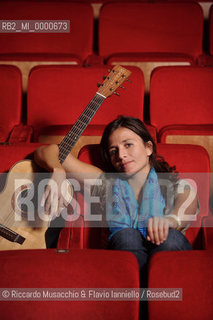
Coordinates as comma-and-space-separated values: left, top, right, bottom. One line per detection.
58, 93, 106, 163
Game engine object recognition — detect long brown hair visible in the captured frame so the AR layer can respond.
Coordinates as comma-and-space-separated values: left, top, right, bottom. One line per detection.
100, 116, 178, 181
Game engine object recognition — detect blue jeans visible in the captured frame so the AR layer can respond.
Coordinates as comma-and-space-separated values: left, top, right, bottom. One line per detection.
108, 228, 192, 286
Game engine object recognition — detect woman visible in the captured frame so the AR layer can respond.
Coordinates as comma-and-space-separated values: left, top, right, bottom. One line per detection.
34, 116, 197, 273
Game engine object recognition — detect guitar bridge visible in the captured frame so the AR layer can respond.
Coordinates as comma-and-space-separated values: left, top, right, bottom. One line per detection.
0, 224, 25, 245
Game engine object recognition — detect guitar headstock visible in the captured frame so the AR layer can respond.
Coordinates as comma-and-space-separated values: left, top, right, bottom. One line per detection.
97, 65, 132, 98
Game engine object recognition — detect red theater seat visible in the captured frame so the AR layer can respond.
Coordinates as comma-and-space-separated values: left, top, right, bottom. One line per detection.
156, 144, 210, 248
0, 249, 140, 320
150, 66, 213, 209
150, 66, 213, 134
98, 2, 203, 92
0, 143, 43, 173
148, 250, 213, 320
57, 143, 210, 250
0, 65, 22, 142
27, 65, 145, 156
0, 1, 94, 91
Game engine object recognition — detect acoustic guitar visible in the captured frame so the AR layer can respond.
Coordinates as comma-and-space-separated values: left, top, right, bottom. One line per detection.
0, 65, 131, 250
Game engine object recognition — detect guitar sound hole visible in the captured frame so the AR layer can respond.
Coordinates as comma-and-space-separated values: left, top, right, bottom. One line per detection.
18, 189, 29, 214
16, 186, 39, 216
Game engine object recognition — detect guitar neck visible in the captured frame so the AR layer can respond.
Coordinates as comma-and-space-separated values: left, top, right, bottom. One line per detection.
58, 92, 106, 163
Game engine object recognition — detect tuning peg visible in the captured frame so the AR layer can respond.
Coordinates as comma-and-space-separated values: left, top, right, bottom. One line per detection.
103, 75, 107, 80
114, 92, 120, 96
97, 82, 102, 87
120, 85, 125, 89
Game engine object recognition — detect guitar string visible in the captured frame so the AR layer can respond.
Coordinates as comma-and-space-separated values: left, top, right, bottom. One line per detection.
58, 98, 98, 156
3, 207, 49, 230
3, 206, 21, 229
3, 187, 38, 229
61, 94, 105, 153
1, 170, 39, 228
3, 208, 25, 229
3, 187, 52, 229
59, 94, 104, 157
63, 94, 104, 140
1, 183, 23, 228
59, 94, 105, 163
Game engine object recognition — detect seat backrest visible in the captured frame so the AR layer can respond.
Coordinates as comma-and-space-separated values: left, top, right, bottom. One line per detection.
0, 143, 42, 173
0, 1, 93, 62
148, 250, 213, 320
157, 144, 210, 220
0, 249, 139, 320
150, 66, 213, 132
78, 143, 210, 248
99, 2, 203, 59
27, 65, 144, 139
0, 65, 22, 142
210, 5, 213, 55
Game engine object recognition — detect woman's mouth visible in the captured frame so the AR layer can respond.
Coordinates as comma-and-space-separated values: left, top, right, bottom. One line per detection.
122, 161, 133, 169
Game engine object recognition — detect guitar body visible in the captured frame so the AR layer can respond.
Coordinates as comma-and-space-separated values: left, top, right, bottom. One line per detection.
0, 159, 73, 250
0, 160, 48, 250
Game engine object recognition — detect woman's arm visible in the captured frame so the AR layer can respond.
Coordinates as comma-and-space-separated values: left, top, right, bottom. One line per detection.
34, 144, 62, 172
34, 144, 103, 215
147, 182, 198, 245
34, 144, 102, 176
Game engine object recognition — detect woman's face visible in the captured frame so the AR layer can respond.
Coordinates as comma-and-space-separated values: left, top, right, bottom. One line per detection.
108, 127, 153, 176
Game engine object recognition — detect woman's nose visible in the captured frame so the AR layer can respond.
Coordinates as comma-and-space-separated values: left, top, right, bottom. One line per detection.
118, 147, 127, 159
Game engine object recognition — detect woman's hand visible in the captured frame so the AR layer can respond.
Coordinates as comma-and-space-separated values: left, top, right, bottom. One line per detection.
147, 216, 178, 245
41, 167, 69, 217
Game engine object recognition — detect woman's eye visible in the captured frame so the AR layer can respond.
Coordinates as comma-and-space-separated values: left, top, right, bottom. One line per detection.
125, 143, 132, 148
109, 149, 117, 156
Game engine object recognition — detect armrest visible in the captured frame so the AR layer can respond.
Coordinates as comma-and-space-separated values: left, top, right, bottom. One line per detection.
84, 54, 104, 66
202, 215, 213, 250
197, 54, 213, 66
8, 124, 33, 143
57, 191, 85, 250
